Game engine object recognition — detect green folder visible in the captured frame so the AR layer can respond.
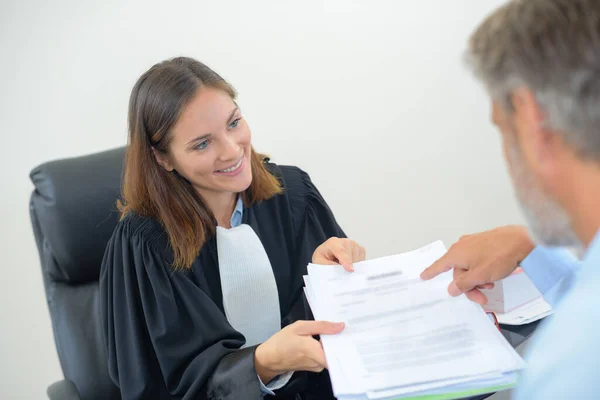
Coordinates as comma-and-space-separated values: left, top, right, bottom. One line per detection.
394, 383, 515, 400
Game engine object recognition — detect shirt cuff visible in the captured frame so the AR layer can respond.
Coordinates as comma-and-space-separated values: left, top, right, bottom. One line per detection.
520, 246, 581, 306
258, 371, 294, 396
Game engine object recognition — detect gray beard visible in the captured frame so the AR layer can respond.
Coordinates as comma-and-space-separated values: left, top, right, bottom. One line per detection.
507, 146, 582, 251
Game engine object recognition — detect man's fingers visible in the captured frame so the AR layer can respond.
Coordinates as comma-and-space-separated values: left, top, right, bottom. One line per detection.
292, 320, 345, 336
450, 270, 492, 297
450, 275, 477, 296
477, 283, 495, 290
421, 253, 455, 280
465, 288, 488, 305
421, 239, 473, 281
448, 280, 463, 297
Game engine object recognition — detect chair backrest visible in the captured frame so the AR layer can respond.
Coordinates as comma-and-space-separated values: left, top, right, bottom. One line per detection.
29, 147, 126, 400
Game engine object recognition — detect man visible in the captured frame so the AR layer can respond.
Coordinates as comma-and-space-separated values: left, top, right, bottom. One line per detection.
421, 0, 600, 398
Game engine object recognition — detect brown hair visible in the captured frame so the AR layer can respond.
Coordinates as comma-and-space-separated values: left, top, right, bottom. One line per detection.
119, 57, 282, 269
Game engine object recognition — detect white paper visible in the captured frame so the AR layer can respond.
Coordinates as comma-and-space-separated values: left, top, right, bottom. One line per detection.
366, 371, 518, 399
496, 296, 553, 325
482, 268, 542, 313
304, 241, 526, 399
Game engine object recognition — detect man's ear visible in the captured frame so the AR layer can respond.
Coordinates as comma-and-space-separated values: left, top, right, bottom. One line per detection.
511, 87, 554, 169
152, 147, 174, 172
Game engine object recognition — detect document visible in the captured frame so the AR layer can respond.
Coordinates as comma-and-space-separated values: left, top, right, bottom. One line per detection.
496, 297, 552, 326
304, 241, 526, 399
481, 268, 543, 313
480, 268, 553, 326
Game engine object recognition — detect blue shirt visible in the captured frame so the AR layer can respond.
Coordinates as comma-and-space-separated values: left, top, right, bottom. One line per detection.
517, 237, 600, 399
228, 197, 292, 396
229, 196, 244, 228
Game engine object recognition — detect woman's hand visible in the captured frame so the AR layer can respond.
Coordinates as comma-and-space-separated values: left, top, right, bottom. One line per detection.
312, 237, 366, 272
254, 320, 345, 383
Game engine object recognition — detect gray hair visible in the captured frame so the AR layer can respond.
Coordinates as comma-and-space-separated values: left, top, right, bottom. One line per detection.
466, 0, 600, 160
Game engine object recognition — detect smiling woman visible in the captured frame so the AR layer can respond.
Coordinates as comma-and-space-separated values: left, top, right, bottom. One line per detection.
154, 90, 254, 196
119, 58, 283, 269
99, 57, 365, 400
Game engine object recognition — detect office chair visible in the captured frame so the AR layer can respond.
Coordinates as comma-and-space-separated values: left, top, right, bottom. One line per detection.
29, 147, 125, 400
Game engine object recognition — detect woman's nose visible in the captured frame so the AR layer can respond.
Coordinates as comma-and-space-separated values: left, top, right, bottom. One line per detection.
220, 137, 241, 160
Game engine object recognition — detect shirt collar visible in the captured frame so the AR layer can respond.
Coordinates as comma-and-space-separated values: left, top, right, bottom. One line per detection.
230, 196, 244, 228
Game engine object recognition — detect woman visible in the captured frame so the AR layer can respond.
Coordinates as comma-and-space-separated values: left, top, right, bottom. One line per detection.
100, 57, 365, 400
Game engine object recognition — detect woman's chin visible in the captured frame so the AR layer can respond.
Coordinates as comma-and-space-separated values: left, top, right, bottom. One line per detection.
227, 171, 253, 194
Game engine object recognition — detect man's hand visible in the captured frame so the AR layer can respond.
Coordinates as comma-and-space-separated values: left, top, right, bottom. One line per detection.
420, 225, 535, 305
312, 237, 366, 272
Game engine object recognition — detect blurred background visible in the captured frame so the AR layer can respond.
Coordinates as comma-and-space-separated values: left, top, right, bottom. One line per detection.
0, 0, 522, 398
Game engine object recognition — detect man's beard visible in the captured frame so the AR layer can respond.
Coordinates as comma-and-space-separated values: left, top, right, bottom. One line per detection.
507, 146, 582, 251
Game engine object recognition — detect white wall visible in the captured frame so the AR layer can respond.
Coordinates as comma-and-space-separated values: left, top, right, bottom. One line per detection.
0, 0, 523, 398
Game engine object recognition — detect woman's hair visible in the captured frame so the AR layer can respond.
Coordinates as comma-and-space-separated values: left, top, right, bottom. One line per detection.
119, 57, 282, 269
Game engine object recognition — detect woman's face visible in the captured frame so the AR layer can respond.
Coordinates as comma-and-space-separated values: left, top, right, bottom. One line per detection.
155, 87, 253, 200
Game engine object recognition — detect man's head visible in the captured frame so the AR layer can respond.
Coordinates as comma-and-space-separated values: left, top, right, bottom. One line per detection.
467, 0, 600, 248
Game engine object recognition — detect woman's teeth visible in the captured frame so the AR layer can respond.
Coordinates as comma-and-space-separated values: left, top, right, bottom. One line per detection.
218, 158, 243, 173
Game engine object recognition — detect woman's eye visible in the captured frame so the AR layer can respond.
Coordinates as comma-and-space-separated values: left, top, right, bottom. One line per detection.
194, 140, 210, 151
229, 118, 241, 129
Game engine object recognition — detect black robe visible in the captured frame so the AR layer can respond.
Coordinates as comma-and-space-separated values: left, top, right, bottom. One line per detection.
100, 164, 345, 400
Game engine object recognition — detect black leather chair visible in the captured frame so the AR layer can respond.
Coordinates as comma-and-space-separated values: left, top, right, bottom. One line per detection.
29, 147, 125, 400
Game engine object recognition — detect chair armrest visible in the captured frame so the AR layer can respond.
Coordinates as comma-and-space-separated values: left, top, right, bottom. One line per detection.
47, 379, 81, 400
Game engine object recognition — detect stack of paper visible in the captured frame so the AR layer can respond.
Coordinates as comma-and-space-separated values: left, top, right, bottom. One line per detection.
303, 241, 526, 400
481, 269, 553, 326
496, 297, 552, 326
481, 268, 543, 314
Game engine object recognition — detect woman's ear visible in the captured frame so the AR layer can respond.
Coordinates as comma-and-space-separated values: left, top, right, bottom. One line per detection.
152, 147, 175, 172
